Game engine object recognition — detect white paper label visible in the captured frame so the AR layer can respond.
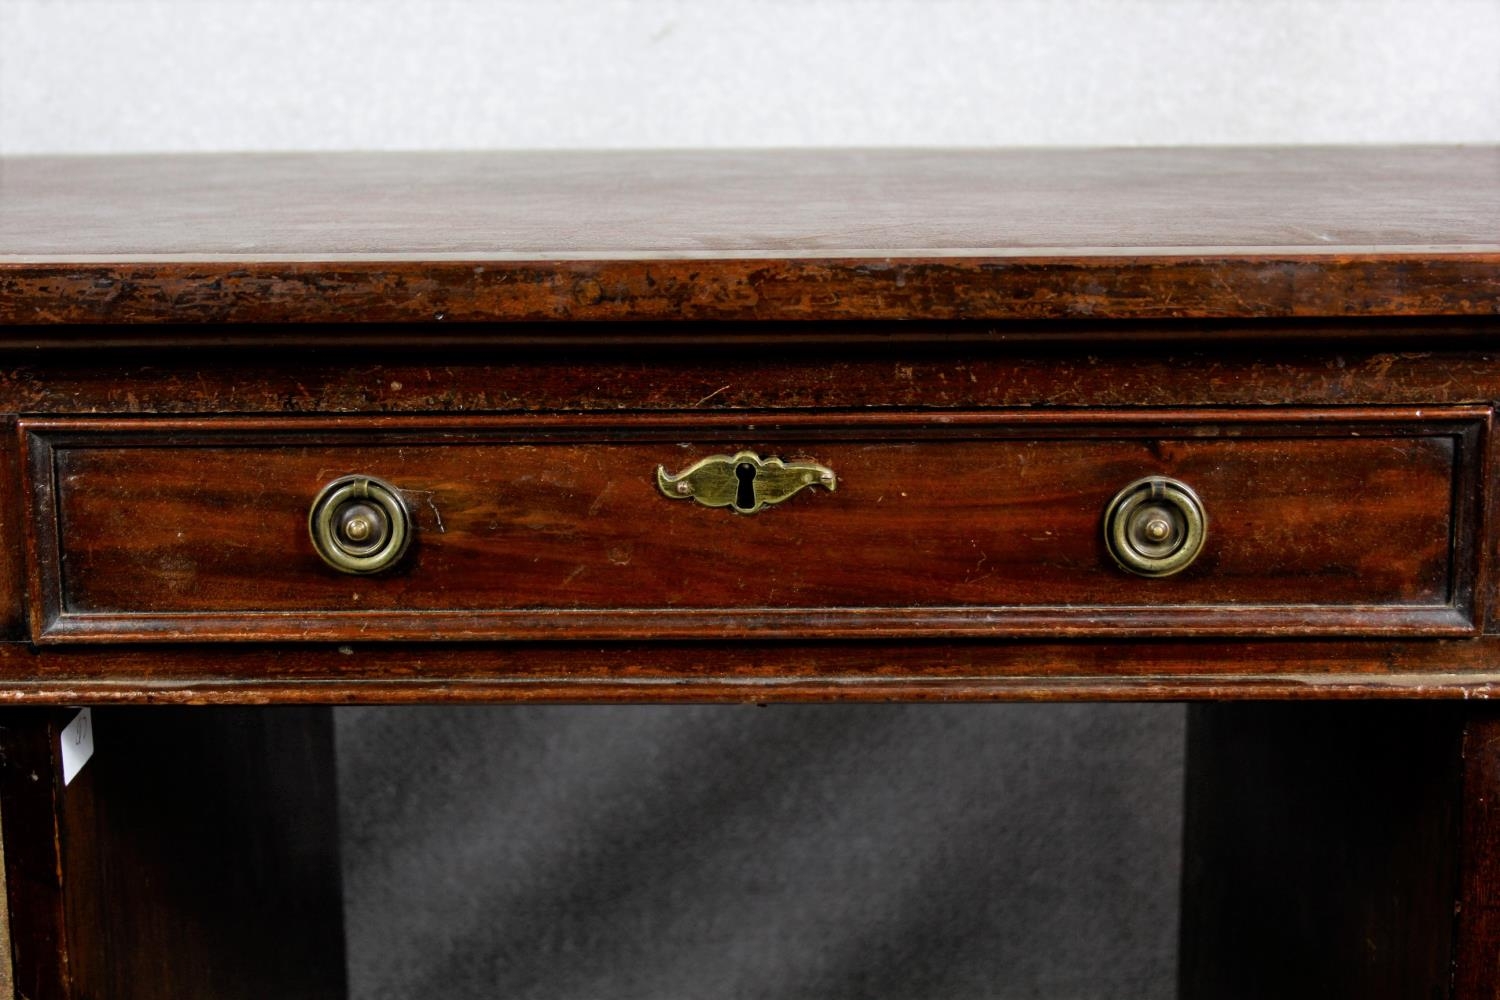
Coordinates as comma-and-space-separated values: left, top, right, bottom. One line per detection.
60, 708, 94, 785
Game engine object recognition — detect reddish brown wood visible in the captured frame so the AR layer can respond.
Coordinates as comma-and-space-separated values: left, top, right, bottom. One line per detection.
19, 408, 1485, 643
0, 707, 346, 1000
0, 639, 1498, 704
1182, 705, 1500, 1000
0, 337, 1488, 695
0, 711, 73, 998
0, 420, 26, 643
1, 148, 1497, 325
1455, 710, 1500, 998
0, 336, 1495, 415
0, 318, 1495, 352
1179, 703, 1463, 999
0, 148, 1494, 699
6, 254, 1499, 326
4, 146, 1500, 999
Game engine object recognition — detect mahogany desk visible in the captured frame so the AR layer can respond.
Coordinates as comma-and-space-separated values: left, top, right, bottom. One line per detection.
0, 147, 1497, 998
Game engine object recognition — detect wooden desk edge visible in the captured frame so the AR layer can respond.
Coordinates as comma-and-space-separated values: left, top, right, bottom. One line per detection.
3, 253, 1499, 325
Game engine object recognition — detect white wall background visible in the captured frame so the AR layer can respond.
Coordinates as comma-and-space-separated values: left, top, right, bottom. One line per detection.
2, 0, 1497, 153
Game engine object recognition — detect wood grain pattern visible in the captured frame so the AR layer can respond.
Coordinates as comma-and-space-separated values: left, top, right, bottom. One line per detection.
0, 708, 346, 1000
3, 336, 1499, 415
1179, 703, 1463, 1000
0, 711, 73, 999
6, 255, 1499, 326
0, 337, 1492, 695
1, 148, 1497, 324
7, 148, 1497, 256
1181, 705, 1500, 1000
5, 147, 1500, 999
0, 803, 10, 1000
1455, 710, 1500, 999
20, 408, 1486, 643
59, 707, 346, 1000
0, 148, 1494, 699
6, 639, 1500, 704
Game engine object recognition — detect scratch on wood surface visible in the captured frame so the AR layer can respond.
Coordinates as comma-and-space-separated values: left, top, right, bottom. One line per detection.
587, 481, 613, 516
695, 384, 731, 406
402, 489, 445, 532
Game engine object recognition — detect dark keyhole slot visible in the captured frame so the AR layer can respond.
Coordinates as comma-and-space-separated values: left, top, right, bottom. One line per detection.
735, 463, 757, 510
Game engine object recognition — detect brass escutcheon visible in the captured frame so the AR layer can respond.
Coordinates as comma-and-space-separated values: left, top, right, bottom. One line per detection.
656, 451, 836, 514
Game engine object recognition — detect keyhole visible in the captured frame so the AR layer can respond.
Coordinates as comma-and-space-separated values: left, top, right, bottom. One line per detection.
735, 462, 757, 510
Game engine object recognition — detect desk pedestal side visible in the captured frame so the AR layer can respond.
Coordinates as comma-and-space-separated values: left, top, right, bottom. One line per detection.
5, 704, 1500, 998
0, 708, 345, 1000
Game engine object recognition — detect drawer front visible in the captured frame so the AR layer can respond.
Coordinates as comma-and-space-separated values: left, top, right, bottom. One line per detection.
20, 409, 1488, 643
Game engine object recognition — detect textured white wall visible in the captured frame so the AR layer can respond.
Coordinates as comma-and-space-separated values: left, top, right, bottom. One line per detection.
2, 0, 1497, 153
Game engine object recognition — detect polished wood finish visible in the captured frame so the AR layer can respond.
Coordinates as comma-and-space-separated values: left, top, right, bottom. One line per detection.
0, 711, 74, 999
1, 146, 1499, 996
1180, 703, 1463, 999
1182, 704, 1500, 1000
21, 408, 1485, 643
9, 639, 1500, 705
2, 148, 1498, 325
0, 708, 345, 999
1455, 710, 1500, 999
0, 333, 1489, 699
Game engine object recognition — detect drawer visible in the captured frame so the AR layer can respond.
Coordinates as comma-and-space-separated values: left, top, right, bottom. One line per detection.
19, 408, 1489, 643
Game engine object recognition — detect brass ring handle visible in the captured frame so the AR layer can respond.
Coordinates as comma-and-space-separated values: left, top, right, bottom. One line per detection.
308, 475, 412, 574
1103, 476, 1206, 578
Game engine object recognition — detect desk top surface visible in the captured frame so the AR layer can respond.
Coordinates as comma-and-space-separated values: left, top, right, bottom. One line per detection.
1, 146, 1497, 324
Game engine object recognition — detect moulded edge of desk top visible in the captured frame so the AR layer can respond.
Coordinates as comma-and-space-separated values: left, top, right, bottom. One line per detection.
2, 147, 1498, 324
